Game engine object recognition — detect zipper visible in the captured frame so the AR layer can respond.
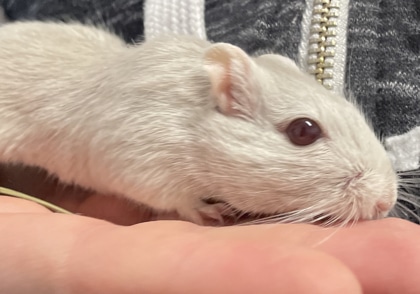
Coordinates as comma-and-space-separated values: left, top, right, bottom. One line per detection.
298, 0, 350, 95
307, 0, 339, 90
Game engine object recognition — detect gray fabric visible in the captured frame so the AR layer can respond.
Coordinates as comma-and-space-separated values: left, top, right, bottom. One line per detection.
1, 0, 145, 43
345, 0, 420, 222
205, 0, 306, 60
346, 0, 420, 222
346, 0, 420, 138
3, 0, 306, 57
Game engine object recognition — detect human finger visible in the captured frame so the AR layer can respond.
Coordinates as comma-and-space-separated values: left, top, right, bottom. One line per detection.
0, 215, 361, 294
207, 218, 420, 294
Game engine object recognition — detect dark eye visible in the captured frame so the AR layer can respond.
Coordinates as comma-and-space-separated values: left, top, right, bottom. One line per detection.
285, 118, 322, 146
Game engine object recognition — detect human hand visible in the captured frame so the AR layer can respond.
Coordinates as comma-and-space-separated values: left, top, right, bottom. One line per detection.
1, 194, 419, 294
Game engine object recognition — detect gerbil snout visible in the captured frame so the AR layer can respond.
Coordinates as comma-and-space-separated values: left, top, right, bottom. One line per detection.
373, 200, 395, 218
345, 170, 398, 221
359, 198, 396, 222
375, 200, 394, 212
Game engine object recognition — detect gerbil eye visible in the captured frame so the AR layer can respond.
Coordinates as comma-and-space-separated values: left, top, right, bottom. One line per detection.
285, 118, 322, 146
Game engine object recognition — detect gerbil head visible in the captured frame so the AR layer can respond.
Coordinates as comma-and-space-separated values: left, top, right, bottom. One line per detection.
182, 42, 398, 226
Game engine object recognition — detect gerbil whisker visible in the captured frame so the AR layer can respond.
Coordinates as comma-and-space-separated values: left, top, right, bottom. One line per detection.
397, 170, 420, 189
348, 199, 360, 227
398, 176, 420, 183
398, 169, 420, 176
242, 201, 335, 226
237, 194, 366, 227
399, 180, 420, 191
305, 200, 358, 247
393, 201, 420, 223
400, 205, 420, 223
398, 193, 420, 209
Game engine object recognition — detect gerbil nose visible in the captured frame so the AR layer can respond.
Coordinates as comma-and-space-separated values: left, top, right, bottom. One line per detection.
375, 200, 393, 212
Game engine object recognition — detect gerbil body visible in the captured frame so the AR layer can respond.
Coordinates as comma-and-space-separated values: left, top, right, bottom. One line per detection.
0, 21, 398, 225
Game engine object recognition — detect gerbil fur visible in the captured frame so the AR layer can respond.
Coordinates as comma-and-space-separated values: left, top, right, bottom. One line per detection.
0, 21, 398, 225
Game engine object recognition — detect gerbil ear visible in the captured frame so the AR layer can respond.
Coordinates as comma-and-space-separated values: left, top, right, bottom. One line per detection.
203, 43, 258, 118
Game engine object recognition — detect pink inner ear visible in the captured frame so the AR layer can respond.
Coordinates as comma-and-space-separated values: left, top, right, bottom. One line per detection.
204, 43, 256, 118
215, 65, 242, 116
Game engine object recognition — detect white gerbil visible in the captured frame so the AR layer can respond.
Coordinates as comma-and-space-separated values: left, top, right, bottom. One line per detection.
0, 21, 398, 225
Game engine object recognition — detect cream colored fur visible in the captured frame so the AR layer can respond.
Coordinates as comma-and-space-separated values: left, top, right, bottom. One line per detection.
0, 21, 398, 224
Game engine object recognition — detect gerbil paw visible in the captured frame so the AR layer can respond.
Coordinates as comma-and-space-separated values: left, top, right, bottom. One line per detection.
197, 203, 234, 226
178, 202, 234, 226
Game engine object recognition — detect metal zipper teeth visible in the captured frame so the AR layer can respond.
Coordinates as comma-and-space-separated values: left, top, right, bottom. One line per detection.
307, 0, 340, 90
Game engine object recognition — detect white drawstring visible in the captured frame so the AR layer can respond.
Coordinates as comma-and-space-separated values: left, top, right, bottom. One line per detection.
144, 0, 206, 41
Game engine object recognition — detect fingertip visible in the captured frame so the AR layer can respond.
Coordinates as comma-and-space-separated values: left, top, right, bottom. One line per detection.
290, 248, 362, 294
